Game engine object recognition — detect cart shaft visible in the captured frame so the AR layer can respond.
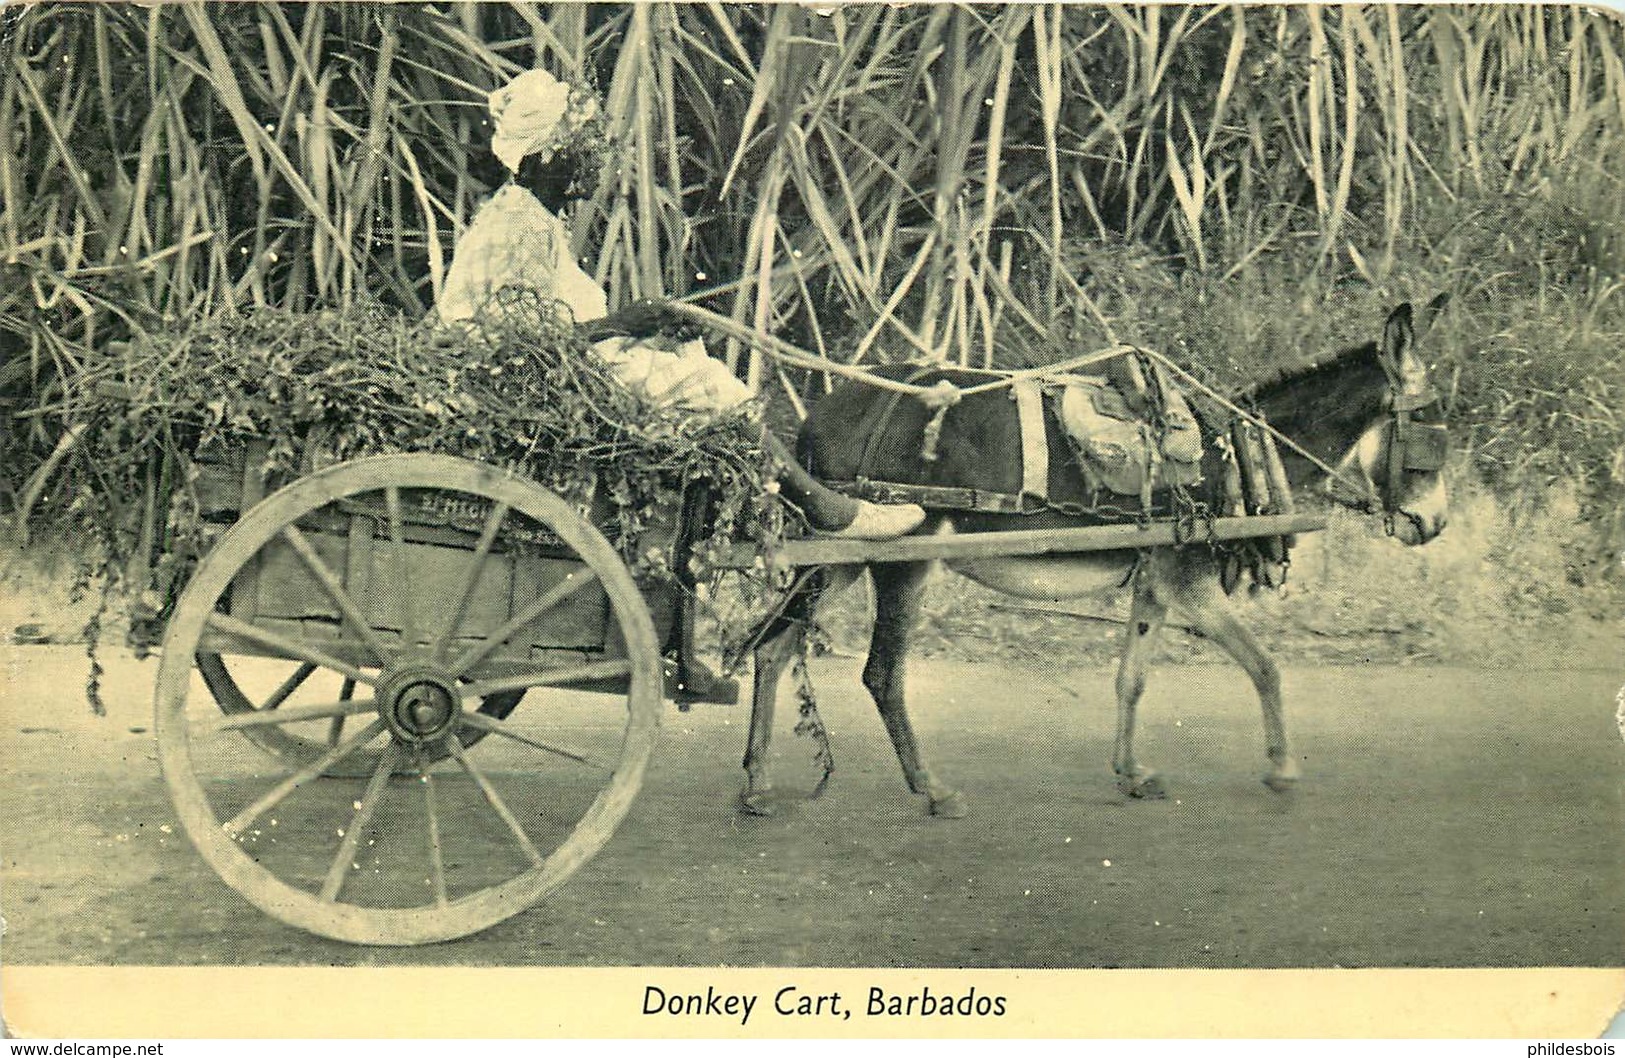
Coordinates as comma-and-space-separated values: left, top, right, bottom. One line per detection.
718, 512, 1327, 569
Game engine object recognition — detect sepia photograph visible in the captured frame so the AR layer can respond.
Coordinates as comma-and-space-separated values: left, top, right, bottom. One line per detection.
1, 0, 1621, 1039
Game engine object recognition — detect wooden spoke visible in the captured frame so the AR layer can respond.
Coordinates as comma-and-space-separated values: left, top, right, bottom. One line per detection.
259, 662, 317, 712
328, 677, 356, 747
320, 742, 401, 903
460, 658, 632, 700
206, 612, 377, 687
202, 696, 375, 734
447, 568, 602, 679
280, 524, 394, 666
222, 718, 387, 837
456, 711, 609, 772
423, 770, 448, 908
384, 487, 420, 650
432, 500, 510, 663
445, 736, 545, 868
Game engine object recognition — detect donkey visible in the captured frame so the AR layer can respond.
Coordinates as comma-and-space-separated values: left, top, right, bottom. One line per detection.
740, 299, 1451, 817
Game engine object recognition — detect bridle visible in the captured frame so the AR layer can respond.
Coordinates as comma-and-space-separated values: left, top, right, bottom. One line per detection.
1373, 348, 1449, 535
1319, 345, 1449, 535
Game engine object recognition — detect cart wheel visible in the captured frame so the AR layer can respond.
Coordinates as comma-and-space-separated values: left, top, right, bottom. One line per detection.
195, 653, 522, 777
155, 454, 662, 945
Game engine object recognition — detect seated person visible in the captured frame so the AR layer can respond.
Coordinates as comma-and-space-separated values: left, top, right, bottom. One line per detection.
437, 68, 924, 542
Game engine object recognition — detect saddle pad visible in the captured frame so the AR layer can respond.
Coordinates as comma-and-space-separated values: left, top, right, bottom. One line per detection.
1053, 371, 1204, 498
1057, 377, 1148, 496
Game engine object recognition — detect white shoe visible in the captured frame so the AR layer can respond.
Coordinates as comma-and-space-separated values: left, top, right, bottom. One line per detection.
820, 500, 927, 540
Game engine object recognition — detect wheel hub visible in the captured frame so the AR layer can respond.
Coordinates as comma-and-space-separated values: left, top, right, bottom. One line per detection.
378, 667, 463, 745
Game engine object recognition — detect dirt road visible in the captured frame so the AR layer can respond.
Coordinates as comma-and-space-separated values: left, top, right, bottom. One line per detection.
1, 643, 1620, 968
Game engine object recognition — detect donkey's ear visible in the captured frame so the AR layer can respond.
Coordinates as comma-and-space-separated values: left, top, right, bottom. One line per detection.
1380, 302, 1415, 370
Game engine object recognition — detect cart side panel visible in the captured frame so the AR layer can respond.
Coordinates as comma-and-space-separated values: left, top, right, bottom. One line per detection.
507, 552, 613, 650
206, 472, 682, 675
235, 530, 615, 654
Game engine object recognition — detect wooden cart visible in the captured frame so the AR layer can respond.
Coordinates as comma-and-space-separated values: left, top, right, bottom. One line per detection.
155, 448, 1325, 945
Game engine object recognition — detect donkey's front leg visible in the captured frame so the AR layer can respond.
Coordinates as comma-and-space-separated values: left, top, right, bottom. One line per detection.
1114, 576, 1170, 799
1180, 581, 1300, 791
865, 562, 966, 818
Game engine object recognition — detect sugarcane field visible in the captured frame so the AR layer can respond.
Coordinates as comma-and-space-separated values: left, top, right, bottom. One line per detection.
1, 1, 1622, 1040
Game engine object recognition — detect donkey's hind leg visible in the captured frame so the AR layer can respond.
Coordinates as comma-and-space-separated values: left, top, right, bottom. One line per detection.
865, 562, 966, 818
1178, 578, 1300, 792
1114, 574, 1170, 799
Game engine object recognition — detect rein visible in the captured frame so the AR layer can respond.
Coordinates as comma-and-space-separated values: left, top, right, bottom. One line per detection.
661, 300, 1137, 403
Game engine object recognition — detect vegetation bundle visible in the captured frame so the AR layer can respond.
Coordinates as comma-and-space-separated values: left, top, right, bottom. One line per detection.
38, 293, 783, 674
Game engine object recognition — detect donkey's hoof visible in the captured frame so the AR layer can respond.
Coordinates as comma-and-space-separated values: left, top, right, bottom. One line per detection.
929, 791, 969, 819
738, 789, 777, 816
1263, 757, 1302, 793
1117, 771, 1167, 800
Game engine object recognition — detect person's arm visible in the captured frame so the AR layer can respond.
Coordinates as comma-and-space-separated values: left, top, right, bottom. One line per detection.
578, 299, 685, 343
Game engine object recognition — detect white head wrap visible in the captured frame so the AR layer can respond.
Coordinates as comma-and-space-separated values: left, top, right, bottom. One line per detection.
488, 68, 599, 173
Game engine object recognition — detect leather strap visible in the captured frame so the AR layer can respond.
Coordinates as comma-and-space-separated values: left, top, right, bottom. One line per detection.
823, 477, 1029, 515
1012, 378, 1050, 505
1386, 413, 1409, 509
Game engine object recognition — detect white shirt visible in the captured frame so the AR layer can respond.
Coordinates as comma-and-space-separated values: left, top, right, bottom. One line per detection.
436, 185, 608, 325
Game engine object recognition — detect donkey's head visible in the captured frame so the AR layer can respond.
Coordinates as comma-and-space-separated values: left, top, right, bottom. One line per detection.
1321, 297, 1452, 545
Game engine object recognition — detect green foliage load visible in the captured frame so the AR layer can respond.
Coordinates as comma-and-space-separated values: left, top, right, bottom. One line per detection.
47, 294, 781, 635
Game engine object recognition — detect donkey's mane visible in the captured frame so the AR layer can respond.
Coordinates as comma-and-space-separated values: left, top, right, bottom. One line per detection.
1228, 337, 1391, 451
1237, 339, 1381, 405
